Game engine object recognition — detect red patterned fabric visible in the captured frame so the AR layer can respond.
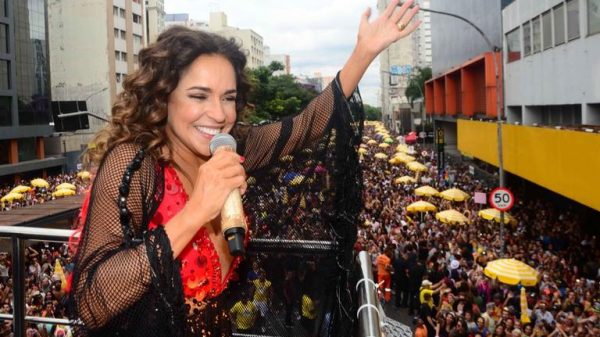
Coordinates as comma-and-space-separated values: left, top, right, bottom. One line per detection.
147, 165, 241, 302
72, 165, 241, 302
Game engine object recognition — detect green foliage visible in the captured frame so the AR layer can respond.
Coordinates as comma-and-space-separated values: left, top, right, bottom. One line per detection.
244, 62, 318, 124
405, 66, 432, 107
364, 104, 382, 121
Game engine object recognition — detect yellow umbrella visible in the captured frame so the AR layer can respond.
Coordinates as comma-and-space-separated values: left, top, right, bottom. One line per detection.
378, 143, 390, 148
10, 185, 31, 194
55, 182, 76, 191
435, 209, 469, 225
77, 171, 91, 180
520, 287, 531, 324
374, 153, 388, 160
52, 189, 76, 197
396, 144, 409, 153
394, 176, 416, 184
367, 139, 377, 145
31, 178, 50, 188
1, 192, 24, 202
478, 208, 517, 225
358, 148, 368, 154
407, 161, 427, 172
388, 157, 403, 165
406, 201, 437, 213
393, 153, 415, 163
439, 188, 470, 202
484, 258, 539, 286
415, 185, 439, 197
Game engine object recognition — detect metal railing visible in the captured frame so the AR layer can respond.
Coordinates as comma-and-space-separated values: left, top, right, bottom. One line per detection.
356, 251, 384, 337
0, 226, 78, 337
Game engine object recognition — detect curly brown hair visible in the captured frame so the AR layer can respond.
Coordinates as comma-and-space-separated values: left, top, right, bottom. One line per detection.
84, 26, 250, 166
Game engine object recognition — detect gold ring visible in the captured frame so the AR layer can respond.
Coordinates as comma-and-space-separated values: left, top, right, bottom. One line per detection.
398, 22, 406, 31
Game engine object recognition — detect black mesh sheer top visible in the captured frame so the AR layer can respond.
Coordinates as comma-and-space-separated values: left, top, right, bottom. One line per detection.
68, 74, 364, 337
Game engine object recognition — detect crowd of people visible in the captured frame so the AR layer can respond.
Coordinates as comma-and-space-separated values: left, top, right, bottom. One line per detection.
1, 121, 598, 337
357, 123, 599, 337
0, 173, 89, 212
0, 242, 74, 337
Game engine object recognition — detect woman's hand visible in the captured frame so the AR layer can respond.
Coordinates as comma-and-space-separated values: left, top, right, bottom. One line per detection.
339, 0, 421, 98
185, 150, 247, 228
356, 0, 421, 58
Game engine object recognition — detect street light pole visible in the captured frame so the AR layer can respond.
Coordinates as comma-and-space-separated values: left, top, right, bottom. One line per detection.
402, 3, 507, 254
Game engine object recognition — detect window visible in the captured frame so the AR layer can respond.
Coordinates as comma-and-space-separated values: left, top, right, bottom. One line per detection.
119, 8, 126, 18
133, 34, 142, 45
567, 0, 580, 40
0, 60, 9, 90
542, 11, 552, 49
133, 14, 141, 24
523, 21, 532, 56
554, 3, 566, 45
120, 30, 126, 39
0, 0, 6, 17
114, 28, 119, 39
506, 28, 521, 62
116, 73, 122, 83
0, 96, 10, 126
588, 0, 600, 35
115, 51, 120, 61
0, 23, 7, 54
122, 52, 127, 62
113, 6, 118, 16
532, 17, 541, 53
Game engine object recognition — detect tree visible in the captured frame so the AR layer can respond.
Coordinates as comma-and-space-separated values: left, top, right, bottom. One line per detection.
364, 104, 382, 121
244, 62, 318, 124
405, 66, 432, 108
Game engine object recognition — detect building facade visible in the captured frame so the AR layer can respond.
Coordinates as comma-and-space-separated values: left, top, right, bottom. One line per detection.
47, 0, 146, 172
503, 0, 600, 126
425, 0, 600, 213
145, 0, 165, 44
164, 13, 208, 31
208, 12, 264, 69
0, 0, 62, 183
378, 0, 418, 135
413, 0, 432, 68
264, 46, 291, 75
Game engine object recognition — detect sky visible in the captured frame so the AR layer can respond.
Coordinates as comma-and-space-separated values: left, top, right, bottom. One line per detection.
164, 0, 383, 107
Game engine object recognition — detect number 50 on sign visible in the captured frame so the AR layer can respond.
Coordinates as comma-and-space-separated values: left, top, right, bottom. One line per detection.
489, 187, 514, 211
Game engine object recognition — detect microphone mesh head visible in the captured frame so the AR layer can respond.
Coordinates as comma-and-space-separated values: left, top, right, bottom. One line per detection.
209, 133, 237, 154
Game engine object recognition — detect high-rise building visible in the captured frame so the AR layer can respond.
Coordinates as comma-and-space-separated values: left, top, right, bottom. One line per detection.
0, 0, 60, 183
264, 46, 291, 75
413, 0, 432, 67
378, 0, 417, 134
425, 0, 504, 153
145, 0, 165, 44
424, 0, 600, 213
47, 0, 146, 171
164, 13, 208, 31
208, 12, 264, 69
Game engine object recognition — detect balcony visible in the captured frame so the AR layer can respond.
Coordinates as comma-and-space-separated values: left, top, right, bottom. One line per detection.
457, 120, 600, 211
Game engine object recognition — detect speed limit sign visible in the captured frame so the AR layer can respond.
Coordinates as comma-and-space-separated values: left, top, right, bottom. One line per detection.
489, 187, 514, 211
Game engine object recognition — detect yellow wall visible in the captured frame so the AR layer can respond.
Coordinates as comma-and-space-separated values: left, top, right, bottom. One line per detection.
458, 120, 600, 212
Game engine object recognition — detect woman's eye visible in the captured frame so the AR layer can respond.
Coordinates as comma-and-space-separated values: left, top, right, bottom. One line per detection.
224, 96, 236, 102
190, 95, 207, 100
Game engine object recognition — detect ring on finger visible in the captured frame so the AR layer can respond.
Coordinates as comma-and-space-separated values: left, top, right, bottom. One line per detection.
397, 22, 406, 31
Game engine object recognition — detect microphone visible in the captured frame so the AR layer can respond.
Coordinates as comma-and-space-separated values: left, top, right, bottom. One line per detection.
209, 133, 246, 256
